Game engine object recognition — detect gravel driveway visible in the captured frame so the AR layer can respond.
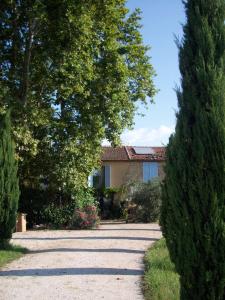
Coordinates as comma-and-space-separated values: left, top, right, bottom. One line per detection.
0, 222, 161, 300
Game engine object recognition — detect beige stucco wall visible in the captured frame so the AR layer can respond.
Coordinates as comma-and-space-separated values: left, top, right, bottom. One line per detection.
103, 161, 165, 188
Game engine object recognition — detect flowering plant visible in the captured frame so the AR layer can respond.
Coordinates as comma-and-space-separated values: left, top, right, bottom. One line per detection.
70, 205, 100, 229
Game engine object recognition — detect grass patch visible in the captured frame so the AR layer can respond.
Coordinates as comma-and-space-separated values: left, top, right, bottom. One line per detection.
143, 238, 180, 300
0, 244, 27, 268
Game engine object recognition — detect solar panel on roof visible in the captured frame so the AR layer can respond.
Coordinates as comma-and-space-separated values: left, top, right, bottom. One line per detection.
133, 147, 155, 155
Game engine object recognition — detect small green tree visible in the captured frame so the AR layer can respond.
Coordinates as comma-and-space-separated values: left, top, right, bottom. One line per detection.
161, 0, 225, 299
131, 179, 161, 222
0, 111, 19, 248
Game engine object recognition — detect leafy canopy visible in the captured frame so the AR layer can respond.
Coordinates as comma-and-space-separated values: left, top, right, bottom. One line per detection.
0, 0, 156, 192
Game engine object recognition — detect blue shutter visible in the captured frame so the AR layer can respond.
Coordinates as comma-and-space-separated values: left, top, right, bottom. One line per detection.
143, 162, 158, 182
150, 162, 158, 178
104, 165, 111, 188
143, 162, 150, 182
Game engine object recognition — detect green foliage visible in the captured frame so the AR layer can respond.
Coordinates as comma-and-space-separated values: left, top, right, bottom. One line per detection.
19, 185, 97, 228
74, 188, 98, 209
18, 186, 54, 227
43, 188, 97, 228
144, 239, 180, 300
96, 187, 124, 219
0, 111, 19, 248
161, 1, 225, 299
0, 244, 27, 267
0, 1, 156, 196
100, 187, 122, 198
130, 179, 161, 222
43, 201, 76, 229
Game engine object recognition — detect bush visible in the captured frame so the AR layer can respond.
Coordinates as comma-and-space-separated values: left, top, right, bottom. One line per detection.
70, 205, 100, 229
19, 187, 49, 228
130, 179, 161, 222
43, 188, 99, 229
75, 188, 98, 209
43, 200, 76, 228
95, 187, 123, 219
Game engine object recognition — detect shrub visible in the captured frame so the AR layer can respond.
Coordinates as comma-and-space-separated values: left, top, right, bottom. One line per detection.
95, 187, 123, 219
75, 188, 98, 209
130, 179, 161, 222
70, 205, 100, 229
43, 200, 76, 228
19, 186, 50, 228
43, 188, 99, 229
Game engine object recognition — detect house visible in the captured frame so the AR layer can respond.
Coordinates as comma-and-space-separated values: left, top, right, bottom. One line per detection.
89, 146, 166, 189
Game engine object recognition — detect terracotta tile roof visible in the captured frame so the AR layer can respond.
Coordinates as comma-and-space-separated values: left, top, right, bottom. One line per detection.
102, 146, 166, 161
101, 146, 129, 161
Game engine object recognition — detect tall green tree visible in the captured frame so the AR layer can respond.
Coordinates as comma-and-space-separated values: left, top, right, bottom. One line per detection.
0, 1, 156, 194
161, 1, 225, 299
0, 111, 19, 248
161, 0, 225, 300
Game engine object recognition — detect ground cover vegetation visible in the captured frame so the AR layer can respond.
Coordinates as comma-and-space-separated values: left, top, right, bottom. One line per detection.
0, 0, 156, 230
161, 0, 225, 299
143, 239, 180, 300
0, 244, 27, 268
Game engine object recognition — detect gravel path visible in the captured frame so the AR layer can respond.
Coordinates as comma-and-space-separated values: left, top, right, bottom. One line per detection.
0, 222, 161, 300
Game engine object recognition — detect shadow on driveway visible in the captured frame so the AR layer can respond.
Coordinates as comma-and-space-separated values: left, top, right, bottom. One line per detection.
13, 236, 159, 241
0, 267, 143, 277
93, 228, 161, 231
29, 248, 145, 255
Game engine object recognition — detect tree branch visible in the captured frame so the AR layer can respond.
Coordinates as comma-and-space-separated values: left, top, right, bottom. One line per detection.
20, 19, 36, 106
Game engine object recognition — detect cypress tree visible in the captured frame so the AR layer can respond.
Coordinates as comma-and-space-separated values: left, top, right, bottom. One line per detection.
0, 111, 19, 249
161, 1, 225, 299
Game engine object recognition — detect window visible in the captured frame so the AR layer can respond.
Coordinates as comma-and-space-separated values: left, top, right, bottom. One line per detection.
143, 162, 158, 182
88, 165, 111, 188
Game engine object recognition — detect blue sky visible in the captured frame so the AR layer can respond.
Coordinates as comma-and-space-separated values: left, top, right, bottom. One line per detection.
119, 0, 186, 146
